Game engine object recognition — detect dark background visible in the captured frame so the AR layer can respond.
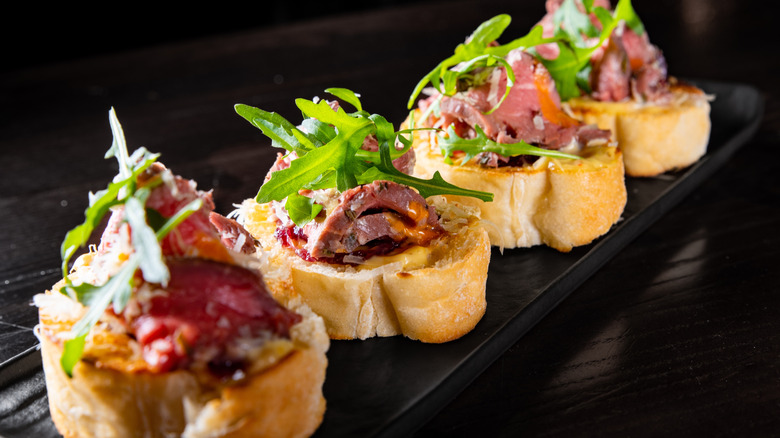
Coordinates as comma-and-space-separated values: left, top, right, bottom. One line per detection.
5, 1, 430, 73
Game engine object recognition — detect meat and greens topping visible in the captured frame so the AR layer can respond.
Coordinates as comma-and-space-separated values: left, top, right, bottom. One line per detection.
406, 1, 647, 168
235, 89, 491, 264
534, 0, 669, 102
273, 180, 445, 263
55, 109, 296, 378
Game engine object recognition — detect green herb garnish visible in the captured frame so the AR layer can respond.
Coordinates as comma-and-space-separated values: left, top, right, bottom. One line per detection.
406, 0, 645, 106
438, 125, 581, 165
537, 0, 645, 100
58, 108, 200, 376
356, 139, 494, 200
235, 89, 493, 226
407, 14, 552, 112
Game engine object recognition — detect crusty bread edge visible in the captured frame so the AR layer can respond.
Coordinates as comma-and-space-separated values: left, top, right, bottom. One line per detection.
566, 82, 712, 177
406, 113, 627, 252
237, 198, 491, 344
36, 267, 329, 438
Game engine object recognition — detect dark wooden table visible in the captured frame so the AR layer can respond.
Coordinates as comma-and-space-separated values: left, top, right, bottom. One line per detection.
2, 1, 778, 436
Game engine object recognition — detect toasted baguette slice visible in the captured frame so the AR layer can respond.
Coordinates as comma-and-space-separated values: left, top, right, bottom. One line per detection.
35, 258, 329, 438
565, 81, 712, 177
407, 111, 627, 252
237, 197, 490, 343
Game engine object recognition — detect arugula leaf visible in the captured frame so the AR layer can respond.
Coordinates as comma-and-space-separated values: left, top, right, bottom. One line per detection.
614, 0, 644, 35
60, 145, 159, 278
438, 125, 582, 164
284, 192, 324, 226
234, 104, 311, 155
325, 87, 363, 112
104, 108, 133, 178
356, 141, 493, 202
484, 24, 550, 58
295, 98, 366, 131
256, 136, 353, 203
407, 14, 512, 109
553, 0, 601, 46
298, 118, 337, 146
238, 89, 496, 226
59, 335, 86, 377
536, 39, 599, 101
61, 255, 139, 376
536, 0, 646, 100
408, 0, 647, 106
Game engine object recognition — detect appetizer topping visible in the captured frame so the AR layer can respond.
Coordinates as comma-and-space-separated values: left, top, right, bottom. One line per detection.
235, 88, 491, 264
359, 130, 416, 175
127, 258, 300, 374
426, 50, 610, 151
410, 24, 612, 168
535, 0, 670, 103
53, 108, 287, 378
96, 161, 245, 270
274, 180, 444, 262
236, 88, 491, 227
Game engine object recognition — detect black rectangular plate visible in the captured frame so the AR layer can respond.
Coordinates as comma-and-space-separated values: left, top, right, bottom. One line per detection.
0, 81, 763, 438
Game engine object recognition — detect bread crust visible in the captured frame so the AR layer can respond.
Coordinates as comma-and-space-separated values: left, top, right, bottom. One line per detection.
565, 82, 712, 177
238, 198, 491, 343
36, 263, 329, 438
407, 112, 627, 252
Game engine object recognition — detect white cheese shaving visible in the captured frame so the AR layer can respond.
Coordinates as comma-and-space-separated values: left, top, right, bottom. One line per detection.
233, 232, 247, 253
486, 68, 502, 108
533, 114, 545, 131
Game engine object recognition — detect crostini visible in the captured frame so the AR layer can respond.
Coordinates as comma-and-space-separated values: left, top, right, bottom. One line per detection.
406, 15, 627, 251
234, 89, 492, 343
35, 108, 329, 438
533, 0, 712, 176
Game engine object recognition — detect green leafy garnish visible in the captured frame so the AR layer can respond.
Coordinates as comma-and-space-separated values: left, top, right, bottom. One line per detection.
437, 125, 581, 165
60, 152, 158, 279
407, 0, 646, 106
234, 105, 312, 155
57, 108, 200, 376
407, 14, 552, 112
356, 140, 492, 201
533, 0, 645, 100
285, 192, 325, 225
235, 89, 493, 225
324, 87, 363, 112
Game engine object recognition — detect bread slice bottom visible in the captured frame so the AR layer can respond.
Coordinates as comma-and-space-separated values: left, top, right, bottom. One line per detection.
566, 82, 712, 177
36, 268, 329, 438
238, 198, 491, 343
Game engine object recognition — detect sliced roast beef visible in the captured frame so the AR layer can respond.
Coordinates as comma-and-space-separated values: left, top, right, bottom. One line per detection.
129, 258, 301, 373
209, 212, 257, 254
536, 1, 671, 103
432, 49, 611, 167
97, 162, 253, 263
590, 30, 631, 101
439, 96, 503, 139
265, 151, 297, 183
302, 180, 444, 259
271, 181, 444, 262
439, 50, 569, 147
